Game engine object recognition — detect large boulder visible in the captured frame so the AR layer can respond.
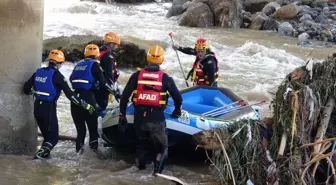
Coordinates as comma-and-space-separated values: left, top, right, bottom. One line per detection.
249, 12, 268, 30
206, 0, 243, 28
262, 18, 279, 31
244, 0, 270, 13
272, 3, 299, 20
166, 0, 191, 18
175, 0, 242, 28
178, 2, 214, 27
84, 0, 159, 3
42, 35, 149, 68
262, 2, 280, 16
278, 22, 295, 36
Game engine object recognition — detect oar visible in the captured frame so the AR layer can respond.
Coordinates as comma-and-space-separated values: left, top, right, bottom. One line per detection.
205, 103, 247, 117
202, 100, 245, 116
208, 100, 267, 117
168, 32, 189, 87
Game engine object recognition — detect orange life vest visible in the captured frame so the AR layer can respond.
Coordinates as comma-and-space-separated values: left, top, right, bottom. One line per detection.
192, 54, 219, 86
132, 69, 167, 107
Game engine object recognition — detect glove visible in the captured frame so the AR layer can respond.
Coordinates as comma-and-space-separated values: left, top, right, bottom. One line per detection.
118, 114, 128, 132
80, 100, 95, 114
171, 108, 182, 118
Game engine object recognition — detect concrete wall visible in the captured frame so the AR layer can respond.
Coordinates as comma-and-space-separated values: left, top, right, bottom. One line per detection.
0, 0, 44, 154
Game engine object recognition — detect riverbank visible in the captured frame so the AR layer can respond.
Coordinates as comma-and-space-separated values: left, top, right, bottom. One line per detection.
166, 0, 336, 45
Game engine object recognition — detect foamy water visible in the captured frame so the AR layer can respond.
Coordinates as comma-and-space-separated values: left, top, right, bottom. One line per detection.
1, 0, 335, 184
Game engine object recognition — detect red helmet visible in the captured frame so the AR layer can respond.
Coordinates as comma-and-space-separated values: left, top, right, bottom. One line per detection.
194, 38, 208, 50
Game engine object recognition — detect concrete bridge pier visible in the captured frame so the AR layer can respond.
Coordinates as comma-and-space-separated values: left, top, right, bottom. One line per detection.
0, 0, 44, 154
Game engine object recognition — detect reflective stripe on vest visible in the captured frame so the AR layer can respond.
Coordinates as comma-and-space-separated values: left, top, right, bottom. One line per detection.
132, 69, 167, 107
70, 59, 95, 90
192, 54, 219, 86
33, 68, 58, 101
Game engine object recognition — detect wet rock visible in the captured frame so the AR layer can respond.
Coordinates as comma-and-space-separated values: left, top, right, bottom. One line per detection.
87, 0, 157, 3
182, 1, 193, 9
329, 10, 336, 14
297, 26, 305, 33
315, 13, 329, 23
244, 0, 270, 13
169, 0, 242, 28
243, 11, 253, 25
299, 14, 313, 22
42, 35, 148, 68
178, 2, 214, 27
298, 32, 310, 41
301, 0, 318, 7
262, 2, 280, 16
166, 0, 191, 18
249, 12, 268, 30
323, 6, 330, 12
262, 18, 279, 31
298, 5, 312, 13
278, 22, 295, 36
297, 6, 319, 19
331, 14, 336, 20
272, 3, 299, 20
206, 0, 243, 28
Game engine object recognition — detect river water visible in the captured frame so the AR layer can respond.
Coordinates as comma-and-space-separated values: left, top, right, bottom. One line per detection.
1, 0, 336, 184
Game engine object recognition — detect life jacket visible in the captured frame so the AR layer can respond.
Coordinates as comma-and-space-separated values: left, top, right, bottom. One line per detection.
136, 67, 168, 74
132, 69, 167, 107
98, 50, 107, 62
192, 54, 219, 86
98, 50, 119, 83
70, 59, 95, 91
33, 68, 58, 101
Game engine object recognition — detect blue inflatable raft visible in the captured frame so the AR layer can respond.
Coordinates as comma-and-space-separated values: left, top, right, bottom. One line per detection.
101, 86, 261, 147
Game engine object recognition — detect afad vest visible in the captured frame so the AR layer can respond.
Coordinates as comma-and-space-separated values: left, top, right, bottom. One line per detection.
132, 69, 167, 107
192, 54, 219, 86
33, 68, 58, 101
98, 50, 119, 82
70, 59, 95, 90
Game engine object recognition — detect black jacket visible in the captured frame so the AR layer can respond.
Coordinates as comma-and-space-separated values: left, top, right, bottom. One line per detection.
178, 46, 218, 86
120, 65, 183, 121
99, 46, 117, 84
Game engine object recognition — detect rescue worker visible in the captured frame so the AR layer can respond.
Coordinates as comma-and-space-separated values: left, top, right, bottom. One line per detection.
172, 38, 219, 87
118, 45, 183, 174
23, 50, 96, 159
95, 31, 121, 109
70, 44, 120, 153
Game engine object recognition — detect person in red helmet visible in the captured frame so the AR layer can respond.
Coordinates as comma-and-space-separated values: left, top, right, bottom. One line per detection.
172, 38, 219, 87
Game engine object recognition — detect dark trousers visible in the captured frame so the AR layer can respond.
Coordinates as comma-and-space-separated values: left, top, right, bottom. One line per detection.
134, 108, 168, 173
71, 90, 100, 152
71, 102, 99, 151
94, 88, 109, 110
34, 100, 59, 152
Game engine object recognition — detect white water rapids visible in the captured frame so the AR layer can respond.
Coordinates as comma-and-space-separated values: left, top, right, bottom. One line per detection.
1, 0, 335, 184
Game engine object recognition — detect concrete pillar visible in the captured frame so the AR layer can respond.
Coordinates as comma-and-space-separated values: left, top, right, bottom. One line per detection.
0, 0, 44, 154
